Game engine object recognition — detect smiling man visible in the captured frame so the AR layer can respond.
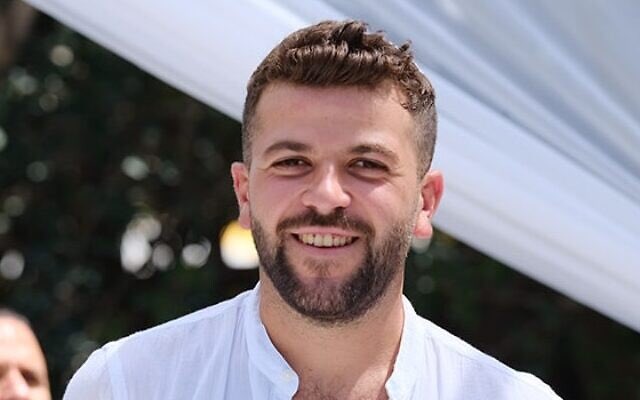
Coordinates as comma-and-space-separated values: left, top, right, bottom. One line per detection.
65, 20, 561, 399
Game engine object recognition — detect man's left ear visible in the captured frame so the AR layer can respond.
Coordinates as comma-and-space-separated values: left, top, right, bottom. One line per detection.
413, 170, 444, 239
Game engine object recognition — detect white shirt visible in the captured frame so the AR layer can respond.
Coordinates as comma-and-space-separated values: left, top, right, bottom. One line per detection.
64, 285, 561, 399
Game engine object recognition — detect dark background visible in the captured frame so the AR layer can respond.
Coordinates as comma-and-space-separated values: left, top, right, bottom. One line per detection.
1, 3, 639, 399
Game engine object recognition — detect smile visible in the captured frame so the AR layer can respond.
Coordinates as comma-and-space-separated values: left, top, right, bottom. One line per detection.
294, 233, 357, 248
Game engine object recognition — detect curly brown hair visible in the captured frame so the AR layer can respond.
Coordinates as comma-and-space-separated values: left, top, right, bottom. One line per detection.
242, 20, 436, 176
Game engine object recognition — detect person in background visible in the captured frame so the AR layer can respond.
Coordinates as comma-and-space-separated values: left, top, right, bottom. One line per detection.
0, 309, 50, 400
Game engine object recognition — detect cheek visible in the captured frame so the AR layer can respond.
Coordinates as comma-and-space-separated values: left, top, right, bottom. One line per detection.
352, 180, 415, 210
356, 184, 419, 227
249, 177, 302, 222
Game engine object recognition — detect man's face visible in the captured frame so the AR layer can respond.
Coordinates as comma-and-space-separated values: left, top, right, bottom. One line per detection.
232, 83, 442, 324
0, 317, 50, 400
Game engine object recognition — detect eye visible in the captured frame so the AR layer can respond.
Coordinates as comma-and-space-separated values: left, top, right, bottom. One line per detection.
270, 157, 312, 176
351, 159, 388, 171
349, 158, 390, 179
272, 158, 309, 168
21, 369, 40, 386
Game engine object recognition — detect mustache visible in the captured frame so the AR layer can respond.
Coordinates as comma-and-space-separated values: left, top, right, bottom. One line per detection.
276, 208, 374, 237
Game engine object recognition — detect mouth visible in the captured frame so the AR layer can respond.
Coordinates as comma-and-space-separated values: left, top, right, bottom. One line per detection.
293, 233, 358, 248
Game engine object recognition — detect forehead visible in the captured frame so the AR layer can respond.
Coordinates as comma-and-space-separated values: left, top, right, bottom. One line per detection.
252, 83, 416, 158
0, 317, 47, 371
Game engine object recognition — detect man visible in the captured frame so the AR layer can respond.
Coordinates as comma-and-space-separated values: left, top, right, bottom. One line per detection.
65, 20, 561, 399
0, 309, 51, 400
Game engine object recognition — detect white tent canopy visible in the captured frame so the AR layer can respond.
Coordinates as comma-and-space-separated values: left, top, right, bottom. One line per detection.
25, 0, 640, 332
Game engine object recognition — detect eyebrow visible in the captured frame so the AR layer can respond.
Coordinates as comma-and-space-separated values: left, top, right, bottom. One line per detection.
262, 140, 311, 157
350, 143, 399, 164
261, 140, 400, 164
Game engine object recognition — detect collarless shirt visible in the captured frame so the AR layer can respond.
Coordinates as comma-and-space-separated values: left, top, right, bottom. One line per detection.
64, 285, 561, 399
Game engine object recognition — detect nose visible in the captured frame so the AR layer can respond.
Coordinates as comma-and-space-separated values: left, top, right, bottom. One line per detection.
0, 368, 30, 400
301, 165, 351, 215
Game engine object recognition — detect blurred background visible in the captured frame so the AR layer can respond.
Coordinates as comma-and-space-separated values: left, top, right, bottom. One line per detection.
1, 2, 639, 399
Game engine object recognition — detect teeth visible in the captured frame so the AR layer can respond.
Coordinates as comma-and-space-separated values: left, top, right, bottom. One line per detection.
298, 233, 355, 248
333, 236, 343, 246
322, 234, 333, 247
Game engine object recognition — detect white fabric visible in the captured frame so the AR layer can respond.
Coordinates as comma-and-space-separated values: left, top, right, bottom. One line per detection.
64, 286, 560, 399
23, 0, 640, 332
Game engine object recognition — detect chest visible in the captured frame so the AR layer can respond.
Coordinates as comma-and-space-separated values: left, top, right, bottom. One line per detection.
292, 382, 389, 400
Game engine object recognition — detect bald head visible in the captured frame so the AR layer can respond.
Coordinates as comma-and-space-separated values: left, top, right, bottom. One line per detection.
0, 313, 50, 400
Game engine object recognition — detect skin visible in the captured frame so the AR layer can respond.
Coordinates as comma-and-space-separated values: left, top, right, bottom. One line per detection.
0, 316, 50, 400
232, 82, 443, 399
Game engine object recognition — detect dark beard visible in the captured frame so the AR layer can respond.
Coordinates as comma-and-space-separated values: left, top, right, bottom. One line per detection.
252, 208, 413, 325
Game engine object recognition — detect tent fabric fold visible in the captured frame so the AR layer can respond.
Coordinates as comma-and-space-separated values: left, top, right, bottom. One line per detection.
25, 0, 640, 332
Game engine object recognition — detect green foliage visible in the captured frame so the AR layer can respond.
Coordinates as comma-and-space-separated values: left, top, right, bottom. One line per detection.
1, 13, 638, 400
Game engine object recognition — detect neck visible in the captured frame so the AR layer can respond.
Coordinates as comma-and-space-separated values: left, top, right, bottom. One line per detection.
259, 271, 405, 398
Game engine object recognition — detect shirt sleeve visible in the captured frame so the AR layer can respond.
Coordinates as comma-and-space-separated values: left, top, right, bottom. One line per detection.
515, 372, 563, 400
63, 348, 114, 400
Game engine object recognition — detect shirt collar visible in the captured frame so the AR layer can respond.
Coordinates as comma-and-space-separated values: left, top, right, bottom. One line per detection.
244, 284, 422, 400
244, 283, 299, 398
385, 296, 422, 400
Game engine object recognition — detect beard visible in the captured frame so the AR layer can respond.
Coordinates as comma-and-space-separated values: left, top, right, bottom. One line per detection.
252, 208, 413, 325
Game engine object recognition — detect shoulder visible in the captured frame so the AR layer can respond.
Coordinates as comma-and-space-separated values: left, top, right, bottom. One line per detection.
64, 347, 113, 400
116, 289, 251, 348
109, 288, 252, 360
413, 315, 562, 399
64, 289, 254, 399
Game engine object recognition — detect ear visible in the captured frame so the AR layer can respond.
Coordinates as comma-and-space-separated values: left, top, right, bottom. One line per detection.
413, 170, 444, 239
231, 162, 251, 229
